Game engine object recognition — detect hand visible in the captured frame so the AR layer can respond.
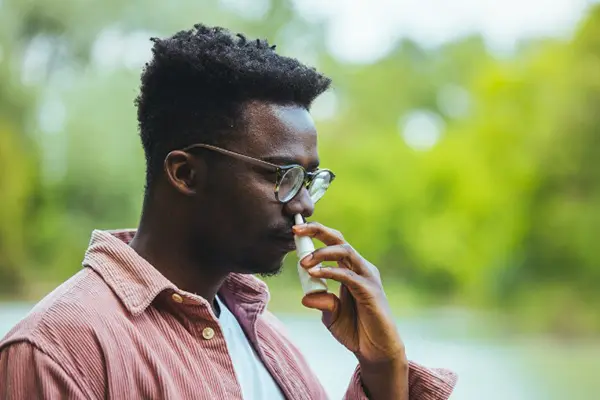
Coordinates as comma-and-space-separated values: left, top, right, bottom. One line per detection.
292, 221, 408, 399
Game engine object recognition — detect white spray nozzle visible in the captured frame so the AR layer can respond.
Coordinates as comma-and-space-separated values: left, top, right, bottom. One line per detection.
294, 214, 305, 227
293, 214, 328, 295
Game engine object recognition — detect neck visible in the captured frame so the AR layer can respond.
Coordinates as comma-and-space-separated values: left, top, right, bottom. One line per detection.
129, 210, 228, 309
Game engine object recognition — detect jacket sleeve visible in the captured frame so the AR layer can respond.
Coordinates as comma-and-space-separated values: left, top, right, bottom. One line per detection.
0, 341, 88, 399
343, 361, 457, 400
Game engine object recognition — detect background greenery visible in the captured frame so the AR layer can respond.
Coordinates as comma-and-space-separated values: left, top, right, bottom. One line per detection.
1, 0, 599, 337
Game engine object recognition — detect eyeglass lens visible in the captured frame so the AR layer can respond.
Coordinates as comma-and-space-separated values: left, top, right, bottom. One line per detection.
278, 167, 332, 203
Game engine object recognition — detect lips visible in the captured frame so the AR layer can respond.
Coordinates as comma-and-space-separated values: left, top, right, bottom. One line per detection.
270, 230, 296, 251
276, 238, 297, 252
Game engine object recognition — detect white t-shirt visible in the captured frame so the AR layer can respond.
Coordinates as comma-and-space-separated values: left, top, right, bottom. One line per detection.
215, 295, 285, 400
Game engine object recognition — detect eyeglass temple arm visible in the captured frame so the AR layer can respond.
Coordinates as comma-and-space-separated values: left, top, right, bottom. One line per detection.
182, 144, 279, 170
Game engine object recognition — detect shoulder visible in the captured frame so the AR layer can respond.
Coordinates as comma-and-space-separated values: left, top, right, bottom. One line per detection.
0, 340, 91, 398
0, 267, 123, 373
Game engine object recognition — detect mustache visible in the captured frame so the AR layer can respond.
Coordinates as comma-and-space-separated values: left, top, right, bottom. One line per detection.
268, 222, 295, 238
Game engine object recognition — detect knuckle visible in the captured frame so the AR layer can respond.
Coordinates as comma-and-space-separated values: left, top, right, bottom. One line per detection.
341, 243, 354, 255
342, 268, 357, 279
370, 264, 380, 276
308, 221, 324, 230
371, 267, 382, 281
333, 229, 344, 240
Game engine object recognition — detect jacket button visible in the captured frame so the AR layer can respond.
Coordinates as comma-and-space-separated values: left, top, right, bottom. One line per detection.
202, 327, 215, 340
171, 293, 184, 303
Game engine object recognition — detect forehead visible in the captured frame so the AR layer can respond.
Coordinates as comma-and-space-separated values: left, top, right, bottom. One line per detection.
234, 101, 318, 164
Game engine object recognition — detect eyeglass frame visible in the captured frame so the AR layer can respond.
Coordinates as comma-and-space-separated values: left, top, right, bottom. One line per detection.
179, 143, 336, 203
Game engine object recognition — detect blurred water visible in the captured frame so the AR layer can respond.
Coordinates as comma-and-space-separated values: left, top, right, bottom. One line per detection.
1, 304, 598, 399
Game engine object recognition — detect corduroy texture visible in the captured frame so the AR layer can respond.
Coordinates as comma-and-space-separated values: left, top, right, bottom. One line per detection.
0, 229, 457, 399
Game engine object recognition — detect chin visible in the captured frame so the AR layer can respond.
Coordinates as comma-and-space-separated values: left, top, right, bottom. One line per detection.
253, 253, 287, 278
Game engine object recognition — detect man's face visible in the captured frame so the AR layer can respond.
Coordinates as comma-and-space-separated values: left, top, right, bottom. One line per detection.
190, 101, 319, 275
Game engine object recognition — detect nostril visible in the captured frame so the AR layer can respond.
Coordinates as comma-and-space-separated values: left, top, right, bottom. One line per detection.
283, 189, 314, 219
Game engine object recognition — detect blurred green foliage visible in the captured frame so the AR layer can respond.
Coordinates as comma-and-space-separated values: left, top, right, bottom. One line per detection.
1, 0, 599, 335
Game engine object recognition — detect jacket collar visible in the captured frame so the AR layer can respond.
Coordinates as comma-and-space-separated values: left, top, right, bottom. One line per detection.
82, 229, 270, 316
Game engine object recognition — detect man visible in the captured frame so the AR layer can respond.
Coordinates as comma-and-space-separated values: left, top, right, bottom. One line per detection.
0, 25, 456, 399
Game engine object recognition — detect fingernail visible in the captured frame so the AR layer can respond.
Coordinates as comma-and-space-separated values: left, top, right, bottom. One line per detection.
300, 253, 313, 266
308, 266, 321, 274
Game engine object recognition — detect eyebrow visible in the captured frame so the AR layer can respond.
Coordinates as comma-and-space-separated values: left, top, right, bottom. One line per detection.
262, 156, 320, 170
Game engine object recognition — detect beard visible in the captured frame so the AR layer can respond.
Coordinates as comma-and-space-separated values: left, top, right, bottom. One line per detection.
255, 257, 286, 278
255, 252, 290, 278
257, 265, 284, 278
190, 225, 293, 277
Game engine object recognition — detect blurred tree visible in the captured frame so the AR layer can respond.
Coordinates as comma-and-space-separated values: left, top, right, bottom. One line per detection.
0, 124, 33, 296
516, 6, 600, 334
0, 10, 37, 296
0, 0, 599, 335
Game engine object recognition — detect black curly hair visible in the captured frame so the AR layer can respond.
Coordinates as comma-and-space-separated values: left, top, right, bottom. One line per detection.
134, 24, 332, 192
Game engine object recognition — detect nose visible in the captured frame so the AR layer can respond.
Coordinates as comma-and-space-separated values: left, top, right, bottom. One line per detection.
283, 186, 315, 219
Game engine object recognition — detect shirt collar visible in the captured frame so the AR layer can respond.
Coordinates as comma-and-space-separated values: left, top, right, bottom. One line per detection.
82, 229, 270, 316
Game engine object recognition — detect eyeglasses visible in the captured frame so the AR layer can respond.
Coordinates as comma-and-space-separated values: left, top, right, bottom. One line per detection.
180, 144, 335, 204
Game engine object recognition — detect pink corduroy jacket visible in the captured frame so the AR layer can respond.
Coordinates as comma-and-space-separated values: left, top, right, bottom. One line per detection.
0, 229, 457, 399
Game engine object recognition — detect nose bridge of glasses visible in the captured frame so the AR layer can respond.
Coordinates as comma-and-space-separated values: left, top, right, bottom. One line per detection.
303, 168, 313, 186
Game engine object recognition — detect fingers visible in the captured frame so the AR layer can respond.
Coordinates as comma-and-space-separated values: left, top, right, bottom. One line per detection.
294, 220, 382, 285
305, 266, 368, 294
292, 221, 345, 246
300, 244, 370, 276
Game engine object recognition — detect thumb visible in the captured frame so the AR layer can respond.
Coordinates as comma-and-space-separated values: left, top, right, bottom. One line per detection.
301, 292, 340, 327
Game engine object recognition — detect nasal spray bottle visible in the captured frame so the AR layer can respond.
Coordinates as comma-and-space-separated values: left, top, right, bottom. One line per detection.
293, 214, 328, 295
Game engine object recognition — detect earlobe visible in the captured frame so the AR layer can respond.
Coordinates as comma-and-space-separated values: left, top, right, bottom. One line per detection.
164, 150, 201, 196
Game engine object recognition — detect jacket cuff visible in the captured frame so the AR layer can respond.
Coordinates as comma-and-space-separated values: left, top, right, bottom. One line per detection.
343, 361, 458, 400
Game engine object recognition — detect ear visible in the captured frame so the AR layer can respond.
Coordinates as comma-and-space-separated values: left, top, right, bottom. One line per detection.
163, 150, 204, 196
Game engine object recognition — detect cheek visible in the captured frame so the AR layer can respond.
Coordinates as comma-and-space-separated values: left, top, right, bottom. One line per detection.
217, 176, 278, 223
237, 172, 278, 206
